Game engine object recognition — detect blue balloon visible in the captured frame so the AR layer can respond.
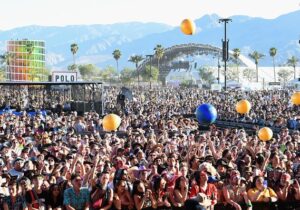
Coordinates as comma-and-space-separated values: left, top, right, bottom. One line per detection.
196, 103, 217, 124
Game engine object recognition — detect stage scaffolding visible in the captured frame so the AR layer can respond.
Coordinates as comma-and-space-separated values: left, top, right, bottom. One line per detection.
0, 82, 104, 115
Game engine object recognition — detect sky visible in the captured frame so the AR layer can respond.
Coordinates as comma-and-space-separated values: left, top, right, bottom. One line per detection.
0, 0, 299, 30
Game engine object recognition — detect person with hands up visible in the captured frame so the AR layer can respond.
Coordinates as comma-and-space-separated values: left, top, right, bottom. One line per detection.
132, 180, 156, 210
274, 172, 300, 209
171, 176, 189, 209
223, 170, 252, 210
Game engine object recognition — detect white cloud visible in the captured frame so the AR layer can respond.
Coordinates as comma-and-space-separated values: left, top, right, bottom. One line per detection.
0, 0, 299, 30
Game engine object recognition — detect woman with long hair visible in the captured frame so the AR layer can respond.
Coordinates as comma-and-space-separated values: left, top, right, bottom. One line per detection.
112, 180, 134, 210
171, 176, 188, 209
46, 184, 63, 210
152, 176, 171, 210
132, 180, 156, 210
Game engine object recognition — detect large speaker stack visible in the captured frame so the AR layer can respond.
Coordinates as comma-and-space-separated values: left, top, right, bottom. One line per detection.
70, 101, 102, 115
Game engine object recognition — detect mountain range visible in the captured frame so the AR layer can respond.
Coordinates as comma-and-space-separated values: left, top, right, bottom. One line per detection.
0, 10, 300, 70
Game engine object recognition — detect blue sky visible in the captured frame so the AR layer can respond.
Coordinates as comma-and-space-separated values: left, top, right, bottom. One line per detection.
0, 0, 299, 30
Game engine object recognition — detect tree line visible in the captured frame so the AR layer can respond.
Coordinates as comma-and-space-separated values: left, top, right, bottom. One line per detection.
67, 43, 164, 84
198, 48, 299, 86
0, 42, 299, 85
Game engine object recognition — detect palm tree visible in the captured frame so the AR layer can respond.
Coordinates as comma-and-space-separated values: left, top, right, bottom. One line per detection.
287, 56, 299, 79
0, 52, 15, 66
269, 47, 277, 82
248, 51, 265, 82
70, 43, 79, 71
0, 67, 6, 81
112, 49, 121, 73
0, 52, 15, 81
154, 44, 164, 72
128, 55, 144, 86
232, 48, 240, 82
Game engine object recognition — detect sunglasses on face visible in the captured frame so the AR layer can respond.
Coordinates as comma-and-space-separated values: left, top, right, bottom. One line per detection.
20, 181, 27, 185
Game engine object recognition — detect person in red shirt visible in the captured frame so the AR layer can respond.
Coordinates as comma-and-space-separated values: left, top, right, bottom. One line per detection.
152, 175, 172, 210
162, 154, 180, 189
189, 170, 218, 209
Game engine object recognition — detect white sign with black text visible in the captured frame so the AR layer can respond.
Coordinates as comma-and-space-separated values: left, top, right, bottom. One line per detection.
52, 72, 77, 83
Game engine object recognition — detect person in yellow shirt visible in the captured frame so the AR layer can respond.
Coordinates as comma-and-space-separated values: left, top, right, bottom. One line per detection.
247, 176, 278, 203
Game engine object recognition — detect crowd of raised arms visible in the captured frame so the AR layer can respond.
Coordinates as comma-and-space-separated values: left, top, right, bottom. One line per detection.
0, 86, 300, 210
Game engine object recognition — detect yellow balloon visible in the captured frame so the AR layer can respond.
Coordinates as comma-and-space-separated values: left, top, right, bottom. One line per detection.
103, 114, 121, 132
291, 92, 300, 105
236, 100, 251, 114
258, 127, 273, 141
180, 19, 196, 35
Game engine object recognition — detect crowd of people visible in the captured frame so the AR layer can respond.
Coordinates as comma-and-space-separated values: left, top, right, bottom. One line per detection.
0, 86, 300, 210
105, 88, 300, 129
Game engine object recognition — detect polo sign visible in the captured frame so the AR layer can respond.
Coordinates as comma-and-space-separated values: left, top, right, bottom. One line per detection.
52, 72, 77, 82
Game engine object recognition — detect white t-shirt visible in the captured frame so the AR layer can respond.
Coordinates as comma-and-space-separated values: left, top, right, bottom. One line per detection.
8, 168, 24, 180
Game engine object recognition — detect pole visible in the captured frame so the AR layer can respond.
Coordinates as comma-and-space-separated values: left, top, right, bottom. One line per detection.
219, 18, 232, 91
101, 83, 104, 115
186, 129, 191, 173
150, 57, 152, 89
218, 55, 220, 84
224, 21, 227, 90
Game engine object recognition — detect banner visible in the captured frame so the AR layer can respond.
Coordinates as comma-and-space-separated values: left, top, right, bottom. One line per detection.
52, 72, 77, 82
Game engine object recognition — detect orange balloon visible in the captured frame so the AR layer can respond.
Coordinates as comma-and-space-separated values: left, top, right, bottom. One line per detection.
180, 19, 196, 35
291, 92, 300, 105
103, 114, 121, 132
236, 100, 251, 114
258, 127, 273, 141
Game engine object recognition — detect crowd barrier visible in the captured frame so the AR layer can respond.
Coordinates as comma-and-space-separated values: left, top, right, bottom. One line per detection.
181, 114, 294, 134
214, 201, 300, 210
0, 110, 294, 135
127, 201, 300, 210
0, 202, 297, 210
0, 109, 47, 117
214, 120, 285, 134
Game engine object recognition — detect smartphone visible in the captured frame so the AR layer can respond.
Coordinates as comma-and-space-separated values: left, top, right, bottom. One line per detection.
263, 180, 268, 188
